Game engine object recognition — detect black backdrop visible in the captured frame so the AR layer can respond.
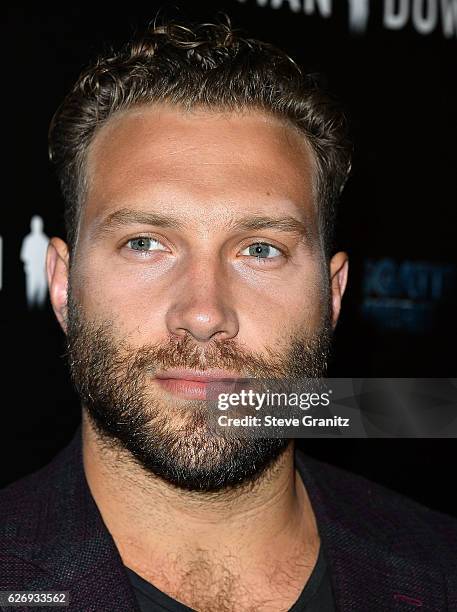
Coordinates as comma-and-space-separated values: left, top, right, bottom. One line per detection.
1, 2, 456, 515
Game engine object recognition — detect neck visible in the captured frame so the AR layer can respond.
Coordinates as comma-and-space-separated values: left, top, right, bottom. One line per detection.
81, 410, 319, 588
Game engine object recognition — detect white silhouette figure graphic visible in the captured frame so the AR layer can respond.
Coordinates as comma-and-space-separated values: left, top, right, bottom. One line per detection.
348, 0, 370, 33
20, 215, 49, 308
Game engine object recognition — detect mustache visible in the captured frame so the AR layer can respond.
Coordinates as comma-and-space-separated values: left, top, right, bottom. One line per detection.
134, 334, 288, 375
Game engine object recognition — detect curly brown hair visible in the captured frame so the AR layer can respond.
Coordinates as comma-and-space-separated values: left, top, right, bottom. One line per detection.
48, 17, 352, 257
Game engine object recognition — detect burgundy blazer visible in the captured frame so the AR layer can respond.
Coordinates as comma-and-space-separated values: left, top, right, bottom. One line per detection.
1, 426, 456, 611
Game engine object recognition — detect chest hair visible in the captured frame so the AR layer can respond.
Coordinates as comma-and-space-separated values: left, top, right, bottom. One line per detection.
127, 545, 317, 612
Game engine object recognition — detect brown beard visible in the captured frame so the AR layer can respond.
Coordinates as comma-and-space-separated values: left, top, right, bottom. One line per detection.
65, 286, 333, 492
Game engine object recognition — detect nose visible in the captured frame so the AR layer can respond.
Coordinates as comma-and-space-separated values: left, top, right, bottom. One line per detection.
165, 260, 239, 343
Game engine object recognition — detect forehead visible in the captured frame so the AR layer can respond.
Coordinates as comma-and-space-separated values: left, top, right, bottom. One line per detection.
83, 104, 316, 225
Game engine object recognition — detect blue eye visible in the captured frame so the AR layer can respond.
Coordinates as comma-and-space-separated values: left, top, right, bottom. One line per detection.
240, 242, 282, 259
127, 237, 167, 252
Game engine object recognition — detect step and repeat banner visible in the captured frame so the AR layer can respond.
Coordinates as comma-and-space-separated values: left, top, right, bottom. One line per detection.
1, 1, 456, 512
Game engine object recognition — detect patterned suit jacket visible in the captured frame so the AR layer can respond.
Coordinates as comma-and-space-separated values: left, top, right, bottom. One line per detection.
1, 426, 456, 611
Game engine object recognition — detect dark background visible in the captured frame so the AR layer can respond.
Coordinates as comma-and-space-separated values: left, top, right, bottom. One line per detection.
1, 2, 456, 515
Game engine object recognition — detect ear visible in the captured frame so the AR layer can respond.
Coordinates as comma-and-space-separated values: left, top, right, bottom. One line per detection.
329, 251, 349, 329
46, 237, 70, 334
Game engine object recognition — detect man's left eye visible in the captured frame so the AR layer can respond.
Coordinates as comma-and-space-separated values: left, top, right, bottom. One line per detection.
127, 237, 167, 251
240, 243, 282, 259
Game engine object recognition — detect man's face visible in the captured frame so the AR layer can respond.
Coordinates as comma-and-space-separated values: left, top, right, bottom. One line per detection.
49, 105, 347, 491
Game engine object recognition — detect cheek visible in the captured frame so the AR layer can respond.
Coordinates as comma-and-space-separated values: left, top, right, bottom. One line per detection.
69, 253, 174, 339
232, 259, 328, 347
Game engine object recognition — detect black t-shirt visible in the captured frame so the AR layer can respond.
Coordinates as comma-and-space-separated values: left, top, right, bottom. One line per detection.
125, 543, 335, 611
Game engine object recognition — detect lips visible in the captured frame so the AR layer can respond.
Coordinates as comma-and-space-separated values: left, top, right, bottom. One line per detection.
154, 370, 241, 400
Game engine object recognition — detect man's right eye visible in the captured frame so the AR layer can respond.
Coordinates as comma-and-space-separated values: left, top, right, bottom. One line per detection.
126, 237, 167, 252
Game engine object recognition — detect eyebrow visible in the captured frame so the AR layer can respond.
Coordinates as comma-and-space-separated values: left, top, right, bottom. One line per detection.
93, 208, 185, 237
92, 207, 311, 240
228, 215, 310, 239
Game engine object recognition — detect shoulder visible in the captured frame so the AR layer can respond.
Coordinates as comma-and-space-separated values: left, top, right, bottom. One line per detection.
296, 450, 457, 562
0, 435, 79, 558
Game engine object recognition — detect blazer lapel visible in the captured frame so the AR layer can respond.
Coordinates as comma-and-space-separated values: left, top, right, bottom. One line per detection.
28, 426, 140, 611
296, 451, 448, 611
